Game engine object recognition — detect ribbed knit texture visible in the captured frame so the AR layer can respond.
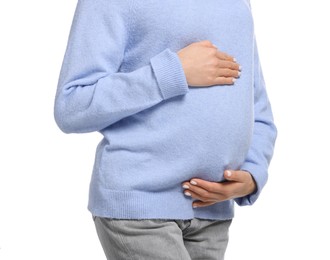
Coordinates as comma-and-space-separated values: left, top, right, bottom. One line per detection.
54, 0, 277, 220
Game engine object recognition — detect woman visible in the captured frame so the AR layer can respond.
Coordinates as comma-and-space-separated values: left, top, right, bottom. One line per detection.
54, 0, 277, 259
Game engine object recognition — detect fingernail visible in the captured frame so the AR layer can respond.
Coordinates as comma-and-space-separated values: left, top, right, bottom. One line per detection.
239, 65, 242, 71
212, 44, 218, 48
182, 184, 189, 189
226, 170, 232, 177
232, 78, 236, 83
190, 180, 197, 185
233, 57, 237, 62
184, 191, 192, 197
237, 71, 241, 77
193, 204, 198, 208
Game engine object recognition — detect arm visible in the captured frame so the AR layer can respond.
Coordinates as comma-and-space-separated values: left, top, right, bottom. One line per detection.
182, 37, 277, 207
54, 0, 189, 134
235, 37, 277, 205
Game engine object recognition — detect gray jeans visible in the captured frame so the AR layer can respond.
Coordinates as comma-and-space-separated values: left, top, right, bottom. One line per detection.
93, 217, 232, 260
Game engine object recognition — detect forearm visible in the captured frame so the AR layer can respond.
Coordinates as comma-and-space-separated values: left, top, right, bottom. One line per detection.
54, 49, 189, 133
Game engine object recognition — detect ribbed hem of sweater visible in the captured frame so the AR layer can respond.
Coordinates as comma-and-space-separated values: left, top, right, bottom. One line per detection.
88, 187, 234, 220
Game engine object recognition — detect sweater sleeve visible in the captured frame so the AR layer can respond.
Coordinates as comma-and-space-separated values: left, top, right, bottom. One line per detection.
235, 37, 277, 206
54, 0, 189, 134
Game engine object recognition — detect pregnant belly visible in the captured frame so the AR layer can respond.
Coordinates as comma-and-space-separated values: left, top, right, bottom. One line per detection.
100, 85, 254, 191
177, 87, 253, 179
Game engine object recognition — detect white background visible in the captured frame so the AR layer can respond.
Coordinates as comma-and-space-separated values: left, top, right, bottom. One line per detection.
0, 0, 329, 259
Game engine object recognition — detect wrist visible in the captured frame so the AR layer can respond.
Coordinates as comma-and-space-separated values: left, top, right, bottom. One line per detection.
247, 172, 257, 195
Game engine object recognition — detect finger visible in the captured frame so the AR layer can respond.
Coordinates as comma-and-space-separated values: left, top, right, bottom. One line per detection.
188, 179, 227, 194
183, 185, 220, 201
184, 189, 221, 202
193, 201, 217, 208
224, 170, 248, 182
215, 51, 235, 61
212, 77, 236, 85
217, 60, 241, 71
217, 68, 241, 78
188, 179, 237, 200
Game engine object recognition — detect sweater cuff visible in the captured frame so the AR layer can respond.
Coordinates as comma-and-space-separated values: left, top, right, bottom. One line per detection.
150, 48, 189, 100
234, 162, 268, 206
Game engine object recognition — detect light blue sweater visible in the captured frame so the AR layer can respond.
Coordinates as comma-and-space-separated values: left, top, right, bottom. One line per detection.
54, 0, 277, 220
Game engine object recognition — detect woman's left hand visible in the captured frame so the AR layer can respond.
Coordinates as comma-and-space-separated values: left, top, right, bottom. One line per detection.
182, 170, 257, 208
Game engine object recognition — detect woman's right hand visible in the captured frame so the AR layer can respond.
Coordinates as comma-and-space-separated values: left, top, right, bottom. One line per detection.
177, 40, 241, 87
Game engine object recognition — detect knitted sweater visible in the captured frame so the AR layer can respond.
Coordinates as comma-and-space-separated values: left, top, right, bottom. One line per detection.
54, 0, 277, 220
